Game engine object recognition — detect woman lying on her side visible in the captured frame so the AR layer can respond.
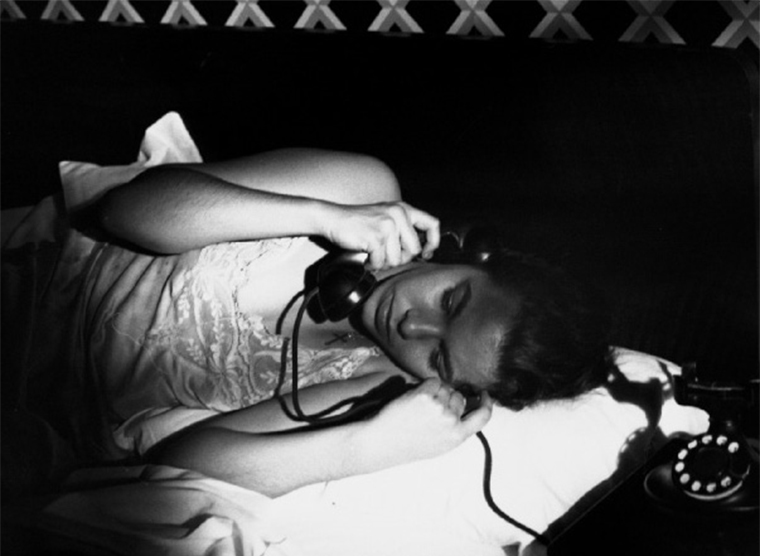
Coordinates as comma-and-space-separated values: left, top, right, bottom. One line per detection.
55, 148, 612, 497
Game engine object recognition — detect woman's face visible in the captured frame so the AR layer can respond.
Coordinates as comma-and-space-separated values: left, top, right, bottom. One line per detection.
360, 262, 519, 390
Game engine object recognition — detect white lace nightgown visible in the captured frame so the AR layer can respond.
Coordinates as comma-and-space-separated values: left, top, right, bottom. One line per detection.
3, 205, 379, 461
75, 234, 380, 456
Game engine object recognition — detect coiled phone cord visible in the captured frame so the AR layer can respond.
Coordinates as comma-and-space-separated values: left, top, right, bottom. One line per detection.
276, 288, 549, 545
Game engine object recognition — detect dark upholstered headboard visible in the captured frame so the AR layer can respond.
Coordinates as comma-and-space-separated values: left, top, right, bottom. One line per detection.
2, 20, 758, 383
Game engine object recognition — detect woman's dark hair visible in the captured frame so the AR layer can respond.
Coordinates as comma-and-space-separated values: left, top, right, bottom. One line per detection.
480, 249, 614, 410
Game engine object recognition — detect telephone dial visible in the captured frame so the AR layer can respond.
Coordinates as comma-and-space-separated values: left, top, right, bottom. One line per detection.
644, 362, 759, 514
276, 229, 549, 545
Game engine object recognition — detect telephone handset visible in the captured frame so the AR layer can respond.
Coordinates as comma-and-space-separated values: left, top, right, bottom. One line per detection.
283, 249, 484, 423
314, 224, 505, 322
316, 251, 377, 322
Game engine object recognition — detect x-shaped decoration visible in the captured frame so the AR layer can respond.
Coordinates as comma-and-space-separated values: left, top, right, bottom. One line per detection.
227, 0, 273, 29
41, 0, 83, 22
621, 0, 685, 45
448, 0, 503, 36
161, 0, 206, 26
370, 0, 422, 34
296, 0, 345, 31
531, 0, 591, 40
100, 0, 144, 24
713, 0, 759, 48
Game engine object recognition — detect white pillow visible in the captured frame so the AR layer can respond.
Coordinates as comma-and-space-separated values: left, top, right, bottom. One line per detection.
4, 113, 201, 251
268, 348, 709, 556
59, 111, 202, 214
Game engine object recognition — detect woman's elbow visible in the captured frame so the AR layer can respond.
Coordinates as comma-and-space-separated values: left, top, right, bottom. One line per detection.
95, 179, 185, 254
354, 154, 401, 202
322, 151, 401, 204
95, 188, 128, 239
147, 427, 215, 471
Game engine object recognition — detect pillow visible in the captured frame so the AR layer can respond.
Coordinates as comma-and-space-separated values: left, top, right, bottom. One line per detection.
267, 348, 709, 556
59, 111, 202, 214
4, 112, 200, 251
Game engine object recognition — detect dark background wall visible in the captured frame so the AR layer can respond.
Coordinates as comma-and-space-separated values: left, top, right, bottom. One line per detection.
1, 2, 757, 381
1, 0, 758, 64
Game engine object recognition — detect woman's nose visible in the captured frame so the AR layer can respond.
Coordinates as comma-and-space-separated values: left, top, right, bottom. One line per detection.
398, 308, 444, 340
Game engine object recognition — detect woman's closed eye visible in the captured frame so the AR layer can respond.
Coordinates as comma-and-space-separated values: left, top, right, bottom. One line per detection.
428, 281, 472, 380
441, 286, 455, 315
441, 280, 472, 321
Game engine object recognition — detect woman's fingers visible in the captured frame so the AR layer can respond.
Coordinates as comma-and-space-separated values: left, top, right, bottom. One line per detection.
402, 203, 440, 259
384, 219, 404, 267
448, 389, 467, 415
380, 203, 440, 268
369, 203, 421, 268
364, 378, 493, 467
325, 201, 440, 270
394, 204, 423, 261
420, 378, 483, 422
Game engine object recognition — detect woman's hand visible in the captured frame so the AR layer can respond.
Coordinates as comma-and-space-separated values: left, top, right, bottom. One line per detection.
354, 378, 494, 471
321, 202, 440, 270
152, 376, 492, 497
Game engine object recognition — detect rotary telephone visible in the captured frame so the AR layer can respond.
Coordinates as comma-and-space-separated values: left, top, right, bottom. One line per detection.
644, 362, 759, 514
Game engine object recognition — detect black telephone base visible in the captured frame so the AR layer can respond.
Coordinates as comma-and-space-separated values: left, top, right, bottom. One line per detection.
644, 457, 759, 518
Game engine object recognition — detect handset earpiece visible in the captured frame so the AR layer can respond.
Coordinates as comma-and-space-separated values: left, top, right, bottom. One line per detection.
434, 224, 504, 265
317, 251, 377, 322
460, 225, 503, 264
455, 383, 483, 417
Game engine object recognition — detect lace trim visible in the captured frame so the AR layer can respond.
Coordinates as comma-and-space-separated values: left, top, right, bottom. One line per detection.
142, 239, 380, 411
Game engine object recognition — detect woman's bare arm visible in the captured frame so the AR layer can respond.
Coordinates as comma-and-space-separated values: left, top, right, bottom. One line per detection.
179, 148, 402, 203
97, 148, 439, 265
98, 164, 334, 253
149, 373, 493, 497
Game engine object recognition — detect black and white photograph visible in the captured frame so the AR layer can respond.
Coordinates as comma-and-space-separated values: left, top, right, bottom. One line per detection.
1, 1, 758, 555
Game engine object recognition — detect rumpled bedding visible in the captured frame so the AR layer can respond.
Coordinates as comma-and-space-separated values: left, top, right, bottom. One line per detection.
37, 347, 709, 556
41, 461, 509, 556
41, 465, 303, 556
